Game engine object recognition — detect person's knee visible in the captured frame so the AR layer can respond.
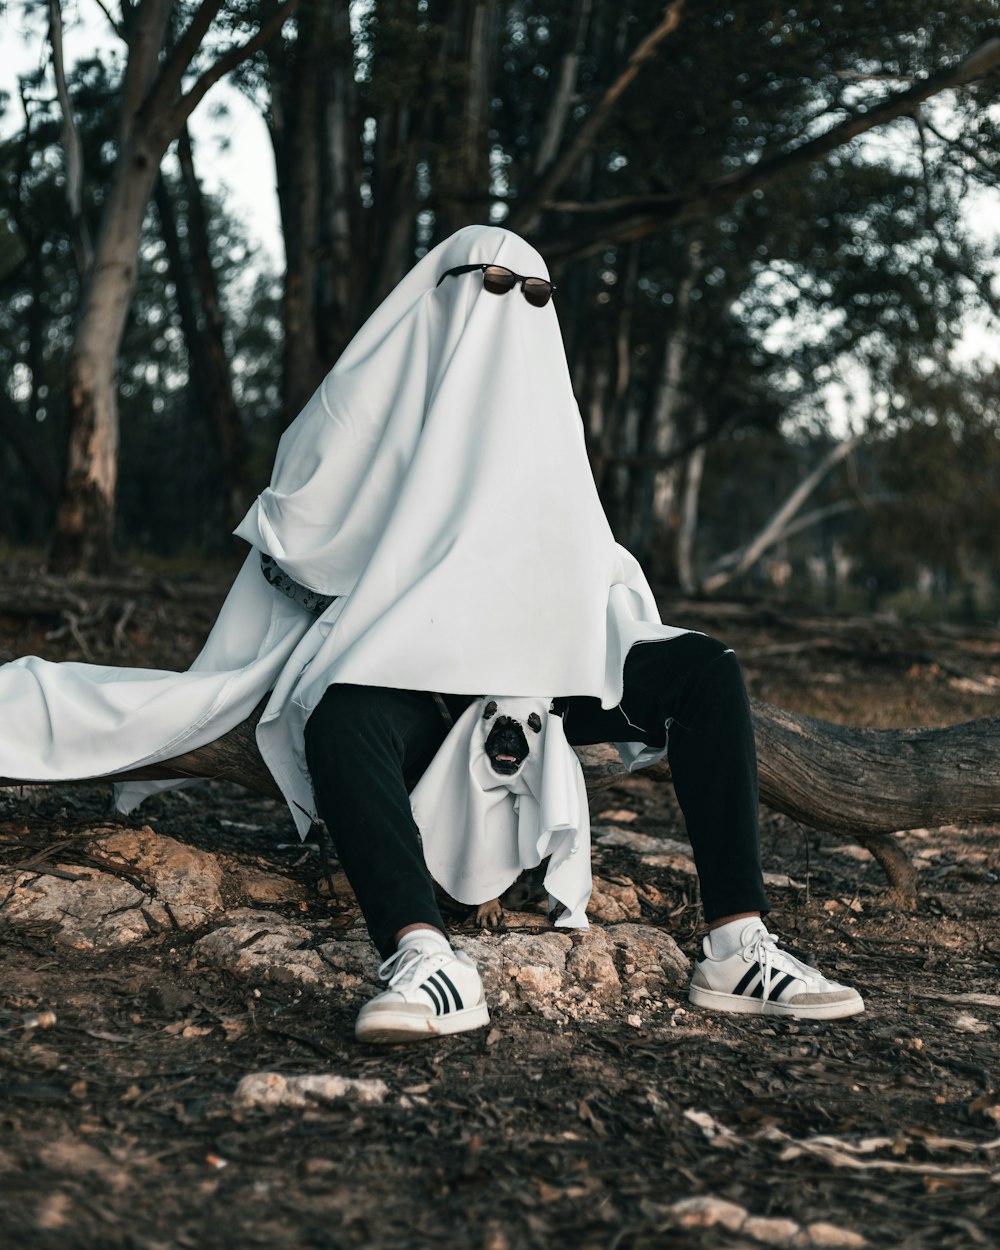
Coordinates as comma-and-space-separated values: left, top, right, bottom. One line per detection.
685, 633, 735, 665
626, 632, 732, 685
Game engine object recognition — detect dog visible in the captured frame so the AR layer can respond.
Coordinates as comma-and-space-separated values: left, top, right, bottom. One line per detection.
475, 700, 544, 928
413, 693, 590, 932
481, 699, 542, 774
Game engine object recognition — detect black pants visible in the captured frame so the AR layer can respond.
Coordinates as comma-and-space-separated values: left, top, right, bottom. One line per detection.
304, 634, 769, 958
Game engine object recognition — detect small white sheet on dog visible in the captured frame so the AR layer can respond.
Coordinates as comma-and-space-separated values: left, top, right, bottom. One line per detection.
410, 696, 591, 928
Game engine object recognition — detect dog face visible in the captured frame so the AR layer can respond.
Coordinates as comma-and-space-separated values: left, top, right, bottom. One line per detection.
482, 699, 542, 776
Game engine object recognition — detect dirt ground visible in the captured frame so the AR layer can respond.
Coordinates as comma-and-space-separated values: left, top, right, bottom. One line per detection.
1, 570, 999, 1250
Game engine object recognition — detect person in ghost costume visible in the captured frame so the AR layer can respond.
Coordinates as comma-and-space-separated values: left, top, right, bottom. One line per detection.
0, 225, 863, 1042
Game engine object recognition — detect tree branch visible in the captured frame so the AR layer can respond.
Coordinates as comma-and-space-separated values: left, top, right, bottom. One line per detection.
533, 0, 592, 174
48, 0, 94, 276
157, 0, 300, 139
538, 37, 1000, 260
8, 700, 1000, 907
699, 434, 865, 593
508, 0, 686, 232
602, 410, 737, 470
89, 0, 125, 38
143, 0, 226, 121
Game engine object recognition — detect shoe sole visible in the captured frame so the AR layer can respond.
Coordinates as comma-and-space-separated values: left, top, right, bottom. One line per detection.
355, 1000, 490, 1044
688, 985, 865, 1020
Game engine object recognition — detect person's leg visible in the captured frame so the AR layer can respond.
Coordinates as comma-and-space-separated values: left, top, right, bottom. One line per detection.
563, 636, 863, 1019
562, 633, 768, 923
305, 684, 489, 1042
305, 684, 449, 957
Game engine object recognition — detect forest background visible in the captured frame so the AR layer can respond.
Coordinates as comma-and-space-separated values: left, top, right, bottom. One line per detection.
1, 0, 998, 620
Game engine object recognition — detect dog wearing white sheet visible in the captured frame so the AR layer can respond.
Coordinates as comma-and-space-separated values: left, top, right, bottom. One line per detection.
410, 697, 591, 930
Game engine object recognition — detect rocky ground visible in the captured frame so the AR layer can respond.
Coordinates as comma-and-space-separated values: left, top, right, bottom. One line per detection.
1, 569, 999, 1249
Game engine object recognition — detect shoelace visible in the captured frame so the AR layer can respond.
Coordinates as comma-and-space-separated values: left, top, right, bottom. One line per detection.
745, 928, 817, 1000
377, 947, 423, 987
377, 946, 449, 989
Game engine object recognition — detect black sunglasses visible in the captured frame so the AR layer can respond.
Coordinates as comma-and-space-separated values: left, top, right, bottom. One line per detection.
436, 263, 556, 307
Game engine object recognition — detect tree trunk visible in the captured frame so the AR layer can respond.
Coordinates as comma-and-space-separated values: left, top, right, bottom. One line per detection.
50, 136, 162, 572
48, 0, 298, 569
271, 14, 325, 425
675, 423, 706, 594
176, 128, 251, 525
6, 700, 998, 908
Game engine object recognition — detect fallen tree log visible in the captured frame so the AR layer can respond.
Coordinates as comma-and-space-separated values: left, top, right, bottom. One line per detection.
4, 700, 999, 907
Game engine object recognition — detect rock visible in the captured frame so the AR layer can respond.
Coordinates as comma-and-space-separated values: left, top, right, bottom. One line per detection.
594, 826, 670, 853
98, 827, 223, 924
640, 851, 697, 874
231, 864, 306, 906
588, 875, 643, 922
612, 922, 690, 981
668, 1195, 747, 1231
566, 936, 621, 1007
0, 867, 151, 950
195, 911, 374, 991
0, 826, 227, 949
801, 1223, 867, 1248
233, 1072, 388, 1110
743, 1215, 800, 1246
763, 871, 806, 889
594, 826, 697, 875
462, 926, 687, 1022
193, 920, 688, 1022
951, 1012, 989, 1034
466, 931, 573, 1022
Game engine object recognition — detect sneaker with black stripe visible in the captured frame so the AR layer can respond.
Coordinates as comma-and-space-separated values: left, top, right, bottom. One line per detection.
688, 921, 864, 1020
355, 934, 490, 1043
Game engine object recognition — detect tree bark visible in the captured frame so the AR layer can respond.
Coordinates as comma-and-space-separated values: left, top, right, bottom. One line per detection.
6, 699, 998, 907
50, 132, 162, 572
49, 0, 299, 571
675, 418, 706, 594
271, 3, 325, 425
48, 0, 94, 276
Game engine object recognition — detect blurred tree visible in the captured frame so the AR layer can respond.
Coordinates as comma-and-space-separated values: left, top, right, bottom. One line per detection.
845, 362, 1000, 610
0, 54, 278, 556
3, 0, 997, 587
232, 0, 997, 580
43, 0, 296, 571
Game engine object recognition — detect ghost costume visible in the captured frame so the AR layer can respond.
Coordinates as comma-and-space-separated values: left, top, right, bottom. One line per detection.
410, 698, 592, 929
0, 224, 769, 961
0, 225, 685, 831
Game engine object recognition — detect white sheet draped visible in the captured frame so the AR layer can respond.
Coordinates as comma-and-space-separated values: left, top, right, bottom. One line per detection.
0, 225, 687, 839
411, 697, 592, 929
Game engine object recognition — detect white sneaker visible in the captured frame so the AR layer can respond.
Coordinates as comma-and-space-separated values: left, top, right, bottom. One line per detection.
688, 921, 864, 1020
355, 936, 490, 1044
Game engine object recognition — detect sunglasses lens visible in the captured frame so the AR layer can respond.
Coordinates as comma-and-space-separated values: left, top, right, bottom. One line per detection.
522, 278, 552, 307
482, 265, 517, 295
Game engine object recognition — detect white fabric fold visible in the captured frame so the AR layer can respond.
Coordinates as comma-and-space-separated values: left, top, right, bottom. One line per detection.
0, 225, 689, 839
411, 697, 592, 928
